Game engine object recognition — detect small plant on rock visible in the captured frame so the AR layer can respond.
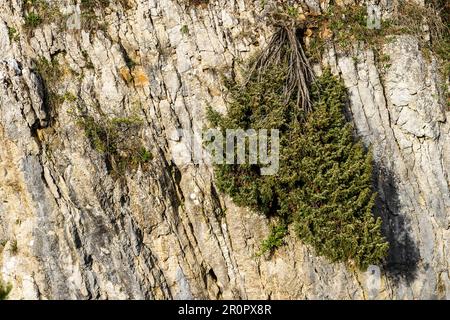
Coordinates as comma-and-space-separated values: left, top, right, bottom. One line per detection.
78, 115, 152, 176
0, 279, 12, 300
9, 239, 18, 255
24, 12, 42, 29
7, 27, 19, 41
259, 223, 288, 256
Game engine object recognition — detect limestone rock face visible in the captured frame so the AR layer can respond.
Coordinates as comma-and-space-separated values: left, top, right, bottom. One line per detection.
0, 0, 448, 299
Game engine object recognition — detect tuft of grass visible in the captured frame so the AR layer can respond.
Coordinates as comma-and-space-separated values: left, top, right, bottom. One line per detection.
180, 25, 189, 35
80, 0, 134, 31
34, 57, 63, 87
7, 27, 19, 42
0, 239, 7, 253
258, 223, 288, 256
9, 239, 18, 255
286, 6, 299, 17
0, 279, 12, 300
24, 12, 42, 29
80, 0, 109, 31
61, 92, 78, 103
136, 146, 153, 163
23, 0, 63, 33
33, 57, 66, 111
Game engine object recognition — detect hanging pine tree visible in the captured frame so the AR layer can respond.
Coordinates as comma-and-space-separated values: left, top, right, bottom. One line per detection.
208, 63, 388, 269
289, 70, 389, 269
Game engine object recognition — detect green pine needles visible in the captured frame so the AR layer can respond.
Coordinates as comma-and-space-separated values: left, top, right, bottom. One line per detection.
208, 62, 388, 270
292, 71, 389, 269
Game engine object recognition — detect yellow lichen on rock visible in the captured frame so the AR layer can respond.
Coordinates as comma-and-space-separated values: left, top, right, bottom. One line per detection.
132, 67, 149, 87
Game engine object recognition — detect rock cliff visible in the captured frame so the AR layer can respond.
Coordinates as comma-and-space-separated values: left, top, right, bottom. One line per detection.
0, 0, 448, 299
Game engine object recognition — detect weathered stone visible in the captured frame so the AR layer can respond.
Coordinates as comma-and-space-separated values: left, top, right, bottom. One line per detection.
0, 0, 448, 300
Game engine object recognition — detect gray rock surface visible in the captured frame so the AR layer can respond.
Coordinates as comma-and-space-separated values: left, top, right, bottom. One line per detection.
0, 0, 448, 299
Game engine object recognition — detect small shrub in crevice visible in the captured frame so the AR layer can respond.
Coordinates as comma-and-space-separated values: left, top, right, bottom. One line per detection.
80, 0, 134, 31
34, 57, 63, 87
7, 26, 19, 41
22, 0, 63, 33
78, 115, 153, 176
80, 0, 110, 31
9, 239, 18, 255
258, 223, 288, 256
24, 12, 42, 29
0, 279, 12, 300
32, 56, 66, 114
180, 25, 189, 35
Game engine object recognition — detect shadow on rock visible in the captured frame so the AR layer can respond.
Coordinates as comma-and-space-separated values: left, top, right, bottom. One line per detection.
373, 165, 420, 284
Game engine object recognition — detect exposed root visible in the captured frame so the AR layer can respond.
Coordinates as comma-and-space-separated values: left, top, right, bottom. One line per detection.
245, 25, 315, 117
